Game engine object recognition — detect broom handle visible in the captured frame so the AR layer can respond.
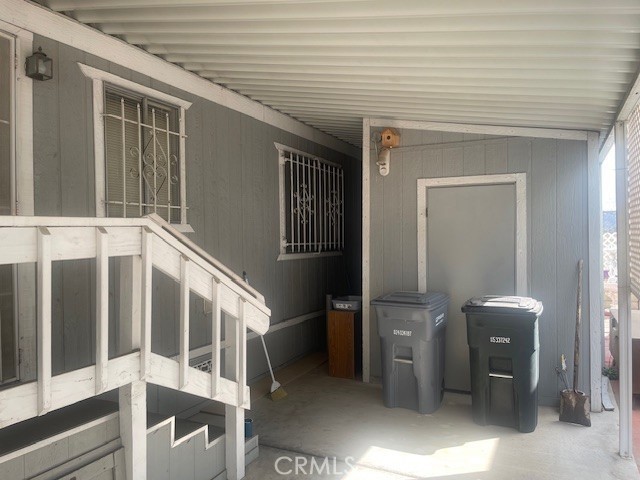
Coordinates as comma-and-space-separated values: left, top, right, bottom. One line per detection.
261, 335, 277, 384
244, 271, 278, 386
573, 259, 583, 392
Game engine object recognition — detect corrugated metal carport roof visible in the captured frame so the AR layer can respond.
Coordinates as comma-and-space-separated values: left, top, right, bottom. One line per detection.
42, 0, 640, 146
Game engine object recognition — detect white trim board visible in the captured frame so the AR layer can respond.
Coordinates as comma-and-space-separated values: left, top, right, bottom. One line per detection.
600, 130, 614, 163
277, 251, 341, 261
587, 131, 603, 413
0, 19, 33, 217
80, 64, 193, 110
0, 0, 358, 158
361, 118, 371, 383
184, 309, 325, 361
417, 174, 528, 295
0, 20, 35, 384
615, 121, 632, 457
369, 118, 591, 142
79, 63, 193, 231
616, 69, 640, 124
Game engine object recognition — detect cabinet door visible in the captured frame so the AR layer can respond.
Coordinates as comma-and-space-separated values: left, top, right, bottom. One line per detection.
328, 311, 355, 379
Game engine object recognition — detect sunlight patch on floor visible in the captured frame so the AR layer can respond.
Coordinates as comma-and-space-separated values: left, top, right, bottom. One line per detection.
349, 438, 500, 478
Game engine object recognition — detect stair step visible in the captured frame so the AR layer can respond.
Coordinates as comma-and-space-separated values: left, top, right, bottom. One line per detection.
174, 418, 208, 440
147, 412, 172, 430
188, 412, 225, 429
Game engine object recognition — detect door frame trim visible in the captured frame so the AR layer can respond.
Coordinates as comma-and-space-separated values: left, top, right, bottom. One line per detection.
417, 173, 528, 295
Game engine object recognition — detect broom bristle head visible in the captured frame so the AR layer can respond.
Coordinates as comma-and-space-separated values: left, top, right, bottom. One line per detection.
268, 387, 287, 401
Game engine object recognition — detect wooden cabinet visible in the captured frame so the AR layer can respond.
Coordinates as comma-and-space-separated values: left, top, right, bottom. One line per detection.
327, 310, 362, 379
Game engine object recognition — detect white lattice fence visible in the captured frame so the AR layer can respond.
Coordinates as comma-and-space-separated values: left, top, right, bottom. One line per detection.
629, 103, 640, 298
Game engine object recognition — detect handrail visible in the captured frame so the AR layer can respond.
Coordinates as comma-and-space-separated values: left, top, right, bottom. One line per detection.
0, 214, 269, 317
145, 214, 266, 304
0, 215, 270, 430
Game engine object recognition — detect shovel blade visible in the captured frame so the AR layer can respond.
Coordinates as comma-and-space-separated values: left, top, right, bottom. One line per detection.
559, 389, 591, 427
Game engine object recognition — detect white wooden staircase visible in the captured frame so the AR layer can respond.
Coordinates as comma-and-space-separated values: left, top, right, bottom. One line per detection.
0, 398, 259, 480
0, 214, 270, 479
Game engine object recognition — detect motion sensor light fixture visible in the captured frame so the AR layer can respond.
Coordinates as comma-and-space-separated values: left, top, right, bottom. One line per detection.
377, 128, 400, 176
25, 47, 53, 81
377, 148, 391, 176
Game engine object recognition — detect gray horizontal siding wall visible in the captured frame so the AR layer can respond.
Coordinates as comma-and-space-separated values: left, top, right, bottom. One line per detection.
368, 127, 590, 406
30, 35, 361, 410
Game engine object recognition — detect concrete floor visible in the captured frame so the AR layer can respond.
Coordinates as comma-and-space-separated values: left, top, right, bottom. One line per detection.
245, 366, 640, 479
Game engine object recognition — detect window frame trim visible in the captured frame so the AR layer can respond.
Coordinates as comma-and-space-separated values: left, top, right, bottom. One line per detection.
0, 21, 34, 383
275, 142, 344, 261
79, 63, 193, 232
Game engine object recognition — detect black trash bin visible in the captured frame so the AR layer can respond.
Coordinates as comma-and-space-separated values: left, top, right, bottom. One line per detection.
371, 291, 449, 414
462, 295, 543, 433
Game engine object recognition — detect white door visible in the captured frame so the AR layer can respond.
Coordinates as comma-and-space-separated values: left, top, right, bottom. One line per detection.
426, 183, 517, 391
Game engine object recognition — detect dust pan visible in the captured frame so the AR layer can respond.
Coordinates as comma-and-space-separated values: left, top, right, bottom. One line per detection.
559, 259, 591, 427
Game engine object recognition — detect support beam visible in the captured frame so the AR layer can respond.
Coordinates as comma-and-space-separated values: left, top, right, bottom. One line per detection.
361, 118, 371, 383
615, 120, 632, 458
140, 227, 153, 379
225, 312, 244, 480
180, 255, 190, 389
211, 278, 221, 398
36, 227, 51, 415
118, 256, 142, 355
95, 227, 109, 394
118, 251, 145, 479
238, 299, 247, 407
119, 380, 147, 480
587, 131, 603, 412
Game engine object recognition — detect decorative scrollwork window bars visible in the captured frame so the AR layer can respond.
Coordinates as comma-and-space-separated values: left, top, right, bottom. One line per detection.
103, 88, 187, 223
276, 143, 344, 255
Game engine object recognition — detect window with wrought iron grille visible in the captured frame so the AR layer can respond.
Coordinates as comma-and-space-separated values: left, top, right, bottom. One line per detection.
103, 86, 187, 224
276, 143, 344, 258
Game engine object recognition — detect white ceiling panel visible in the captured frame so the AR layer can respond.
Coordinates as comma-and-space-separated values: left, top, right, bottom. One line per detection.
43, 0, 640, 146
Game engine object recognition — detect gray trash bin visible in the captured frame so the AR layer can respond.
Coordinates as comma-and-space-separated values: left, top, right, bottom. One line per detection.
462, 295, 542, 433
371, 291, 449, 414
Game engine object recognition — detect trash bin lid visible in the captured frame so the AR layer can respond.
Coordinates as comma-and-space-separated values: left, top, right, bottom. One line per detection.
371, 291, 448, 309
462, 295, 543, 316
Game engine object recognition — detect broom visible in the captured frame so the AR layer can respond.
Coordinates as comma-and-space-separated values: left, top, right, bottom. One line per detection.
260, 335, 287, 401
242, 272, 287, 401
559, 259, 591, 427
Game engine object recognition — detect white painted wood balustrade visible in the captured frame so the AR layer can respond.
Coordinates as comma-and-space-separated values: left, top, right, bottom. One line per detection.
0, 214, 269, 480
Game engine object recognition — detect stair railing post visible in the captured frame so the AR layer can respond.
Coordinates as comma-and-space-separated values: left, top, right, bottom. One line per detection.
211, 277, 221, 398
179, 255, 190, 389
225, 301, 245, 480
140, 226, 153, 380
95, 227, 109, 394
36, 227, 52, 415
118, 243, 146, 480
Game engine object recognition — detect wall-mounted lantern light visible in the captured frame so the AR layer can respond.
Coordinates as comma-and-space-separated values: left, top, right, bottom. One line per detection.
25, 47, 53, 81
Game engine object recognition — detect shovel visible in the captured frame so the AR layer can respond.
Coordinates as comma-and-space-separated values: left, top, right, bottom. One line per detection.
559, 259, 591, 427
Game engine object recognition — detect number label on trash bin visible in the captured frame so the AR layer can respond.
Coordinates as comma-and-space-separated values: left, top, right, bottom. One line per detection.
435, 313, 445, 326
490, 336, 511, 344
393, 329, 412, 337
